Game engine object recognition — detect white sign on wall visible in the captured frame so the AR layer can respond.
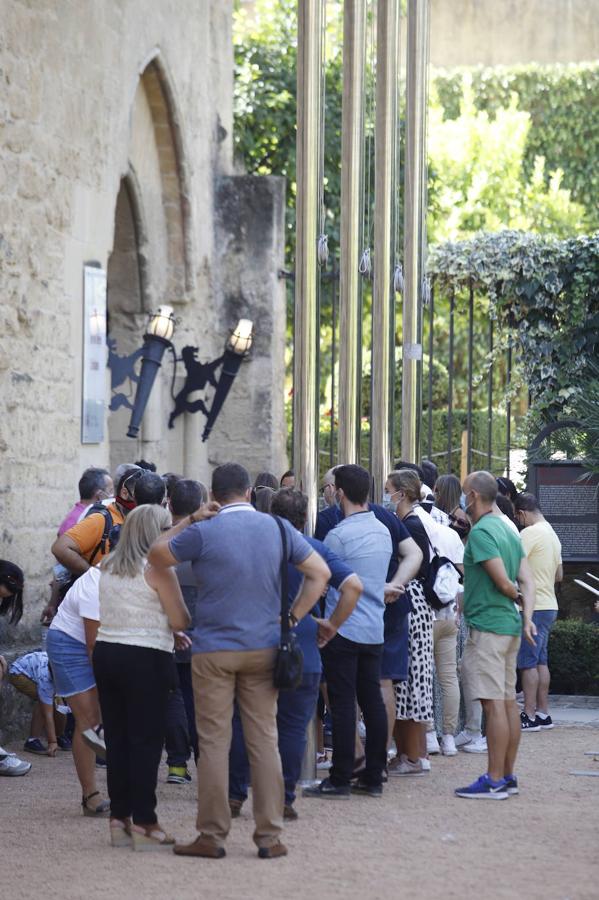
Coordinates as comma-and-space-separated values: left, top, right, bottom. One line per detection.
82, 264, 107, 444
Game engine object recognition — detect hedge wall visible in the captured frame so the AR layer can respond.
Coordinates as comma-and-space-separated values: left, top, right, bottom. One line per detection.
434, 63, 599, 230
549, 620, 599, 696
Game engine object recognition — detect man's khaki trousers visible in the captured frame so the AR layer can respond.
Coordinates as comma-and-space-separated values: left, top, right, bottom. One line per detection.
192, 648, 283, 849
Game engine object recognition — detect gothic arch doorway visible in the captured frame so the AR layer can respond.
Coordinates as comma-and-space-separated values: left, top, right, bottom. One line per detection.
106, 54, 192, 473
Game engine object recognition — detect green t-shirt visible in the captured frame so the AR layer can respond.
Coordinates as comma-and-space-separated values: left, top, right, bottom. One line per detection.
463, 514, 524, 636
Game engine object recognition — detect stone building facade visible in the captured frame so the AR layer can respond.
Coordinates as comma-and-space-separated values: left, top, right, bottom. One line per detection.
0, 0, 287, 692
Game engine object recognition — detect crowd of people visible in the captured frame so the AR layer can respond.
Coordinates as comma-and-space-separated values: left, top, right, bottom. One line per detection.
0, 456, 572, 856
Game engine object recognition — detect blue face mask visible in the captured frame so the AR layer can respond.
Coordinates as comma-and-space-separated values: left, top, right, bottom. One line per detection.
459, 492, 467, 511
382, 491, 398, 513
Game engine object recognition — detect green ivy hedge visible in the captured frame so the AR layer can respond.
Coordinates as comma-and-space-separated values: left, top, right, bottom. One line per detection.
316, 408, 508, 482
434, 63, 599, 230
548, 620, 599, 696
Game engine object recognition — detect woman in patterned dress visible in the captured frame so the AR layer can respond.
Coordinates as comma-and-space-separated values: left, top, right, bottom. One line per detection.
386, 470, 435, 777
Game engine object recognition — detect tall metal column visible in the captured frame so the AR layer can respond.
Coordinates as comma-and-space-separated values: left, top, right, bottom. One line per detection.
371, 0, 400, 500
401, 0, 430, 462
294, 0, 323, 531
337, 0, 366, 466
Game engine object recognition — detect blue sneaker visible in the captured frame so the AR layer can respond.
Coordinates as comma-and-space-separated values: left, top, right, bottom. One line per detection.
455, 773, 509, 800
503, 775, 519, 795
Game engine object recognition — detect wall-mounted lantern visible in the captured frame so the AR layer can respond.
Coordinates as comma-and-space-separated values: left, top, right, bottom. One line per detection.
202, 319, 254, 442
126, 305, 176, 438
123, 307, 253, 441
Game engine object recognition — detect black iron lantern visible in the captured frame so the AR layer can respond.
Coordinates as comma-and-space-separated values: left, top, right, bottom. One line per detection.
202, 319, 254, 442
126, 305, 176, 438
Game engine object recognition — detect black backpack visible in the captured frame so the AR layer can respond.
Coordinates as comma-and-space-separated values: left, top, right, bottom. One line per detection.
84, 503, 122, 565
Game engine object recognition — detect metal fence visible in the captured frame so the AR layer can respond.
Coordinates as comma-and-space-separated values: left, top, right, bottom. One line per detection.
283, 266, 523, 481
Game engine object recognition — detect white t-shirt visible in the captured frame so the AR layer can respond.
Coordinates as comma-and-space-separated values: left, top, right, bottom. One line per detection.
49, 567, 101, 645
412, 505, 464, 564
413, 505, 464, 620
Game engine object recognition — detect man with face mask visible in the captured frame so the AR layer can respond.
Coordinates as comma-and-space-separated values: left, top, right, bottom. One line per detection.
455, 471, 536, 800
52, 465, 142, 575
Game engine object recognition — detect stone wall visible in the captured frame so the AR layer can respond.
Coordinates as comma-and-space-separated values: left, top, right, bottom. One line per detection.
0, 0, 287, 679
428, 0, 599, 67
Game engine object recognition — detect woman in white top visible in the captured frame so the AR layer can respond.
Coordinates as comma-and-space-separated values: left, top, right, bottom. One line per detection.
92, 504, 190, 851
46, 566, 109, 816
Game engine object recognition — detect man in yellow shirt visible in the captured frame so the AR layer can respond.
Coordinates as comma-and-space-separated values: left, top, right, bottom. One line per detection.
514, 493, 563, 732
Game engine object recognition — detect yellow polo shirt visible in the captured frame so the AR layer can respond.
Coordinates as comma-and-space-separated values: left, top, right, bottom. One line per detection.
521, 520, 562, 611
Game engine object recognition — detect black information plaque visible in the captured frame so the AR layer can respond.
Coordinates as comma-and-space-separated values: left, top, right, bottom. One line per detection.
528, 461, 599, 563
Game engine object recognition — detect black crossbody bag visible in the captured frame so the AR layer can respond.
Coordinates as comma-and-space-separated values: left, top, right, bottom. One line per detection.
272, 515, 304, 690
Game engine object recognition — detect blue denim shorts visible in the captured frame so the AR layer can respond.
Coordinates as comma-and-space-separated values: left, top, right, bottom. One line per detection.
517, 609, 558, 669
46, 627, 96, 697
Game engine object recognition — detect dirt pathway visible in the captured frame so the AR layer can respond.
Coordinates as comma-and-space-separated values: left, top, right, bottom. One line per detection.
2, 726, 598, 900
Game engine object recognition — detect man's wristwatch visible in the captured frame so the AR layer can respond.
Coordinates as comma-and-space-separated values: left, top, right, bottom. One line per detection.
288, 611, 299, 627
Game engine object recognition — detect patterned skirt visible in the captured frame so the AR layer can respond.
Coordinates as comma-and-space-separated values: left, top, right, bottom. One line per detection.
395, 579, 434, 722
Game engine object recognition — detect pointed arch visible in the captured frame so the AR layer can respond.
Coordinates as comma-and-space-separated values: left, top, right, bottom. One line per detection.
138, 52, 194, 298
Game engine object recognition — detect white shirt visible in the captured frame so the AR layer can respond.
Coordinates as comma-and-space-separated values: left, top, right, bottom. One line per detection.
412, 505, 464, 620
50, 567, 101, 645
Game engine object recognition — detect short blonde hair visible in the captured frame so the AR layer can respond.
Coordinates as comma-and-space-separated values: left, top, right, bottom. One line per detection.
387, 468, 422, 503
102, 504, 171, 578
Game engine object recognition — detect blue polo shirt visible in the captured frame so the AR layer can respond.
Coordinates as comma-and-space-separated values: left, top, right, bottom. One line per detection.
315, 502, 409, 580
169, 504, 313, 653
288, 535, 354, 673
324, 511, 392, 645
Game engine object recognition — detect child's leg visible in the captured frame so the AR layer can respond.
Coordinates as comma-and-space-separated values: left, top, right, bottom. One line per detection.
30, 702, 45, 739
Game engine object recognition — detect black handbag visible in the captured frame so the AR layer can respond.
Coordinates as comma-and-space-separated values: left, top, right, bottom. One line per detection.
272, 515, 304, 691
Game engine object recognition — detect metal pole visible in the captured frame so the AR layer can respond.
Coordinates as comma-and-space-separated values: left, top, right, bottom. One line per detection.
371, 0, 400, 501
294, 0, 323, 532
401, 0, 430, 462
338, 0, 366, 466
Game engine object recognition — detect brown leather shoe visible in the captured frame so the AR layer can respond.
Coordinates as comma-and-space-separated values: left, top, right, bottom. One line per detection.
229, 798, 243, 818
173, 836, 226, 859
283, 804, 298, 820
258, 842, 288, 859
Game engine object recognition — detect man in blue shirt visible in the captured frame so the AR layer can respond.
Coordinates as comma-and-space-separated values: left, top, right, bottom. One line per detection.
304, 465, 392, 799
228, 488, 362, 818
148, 463, 330, 860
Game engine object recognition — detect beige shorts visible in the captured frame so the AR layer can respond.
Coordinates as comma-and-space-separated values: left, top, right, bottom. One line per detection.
461, 629, 520, 701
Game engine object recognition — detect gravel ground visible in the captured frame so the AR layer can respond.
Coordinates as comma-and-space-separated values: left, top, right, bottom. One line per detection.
2, 726, 598, 900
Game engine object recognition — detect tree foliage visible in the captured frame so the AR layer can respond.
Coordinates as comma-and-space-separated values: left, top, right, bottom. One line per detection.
428, 231, 599, 430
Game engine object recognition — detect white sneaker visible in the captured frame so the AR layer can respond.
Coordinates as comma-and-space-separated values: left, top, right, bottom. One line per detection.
441, 734, 458, 756
420, 757, 432, 771
388, 754, 427, 776
426, 732, 441, 755
454, 729, 481, 748
316, 753, 331, 770
82, 725, 106, 759
463, 735, 488, 754
0, 754, 32, 776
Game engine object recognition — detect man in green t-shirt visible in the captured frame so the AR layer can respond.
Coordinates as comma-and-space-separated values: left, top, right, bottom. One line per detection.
455, 471, 536, 801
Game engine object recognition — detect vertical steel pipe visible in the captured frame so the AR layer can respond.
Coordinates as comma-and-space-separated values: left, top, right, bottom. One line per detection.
466, 279, 474, 473
338, 0, 366, 466
294, 0, 324, 532
401, 0, 430, 463
487, 317, 493, 470
447, 287, 455, 473
371, 0, 400, 501
427, 278, 434, 458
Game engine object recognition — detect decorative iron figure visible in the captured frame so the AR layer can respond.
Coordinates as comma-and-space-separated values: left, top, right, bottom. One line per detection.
107, 337, 144, 412
168, 346, 224, 429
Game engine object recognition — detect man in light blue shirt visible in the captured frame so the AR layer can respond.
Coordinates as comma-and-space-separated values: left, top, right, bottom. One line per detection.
305, 464, 392, 800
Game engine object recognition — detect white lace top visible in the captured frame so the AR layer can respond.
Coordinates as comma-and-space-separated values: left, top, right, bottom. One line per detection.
97, 564, 173, 653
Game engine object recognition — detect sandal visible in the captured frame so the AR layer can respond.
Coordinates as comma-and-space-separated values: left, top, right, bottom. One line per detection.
82, 791, 110, 817
110, 817, 132, 848
131, 823, 175, 852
